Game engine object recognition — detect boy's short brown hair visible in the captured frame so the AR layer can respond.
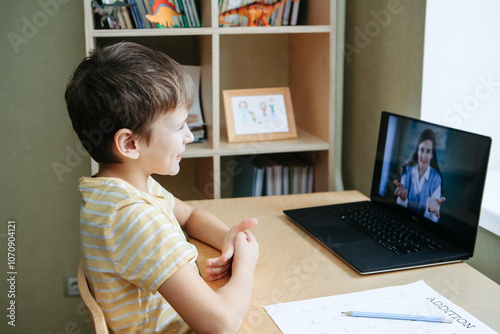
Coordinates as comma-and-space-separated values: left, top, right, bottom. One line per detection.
65, 42, 195, 163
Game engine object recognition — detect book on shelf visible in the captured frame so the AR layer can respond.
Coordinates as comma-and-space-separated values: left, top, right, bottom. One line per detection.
232, 155, 266, 198
127, 0, 143, 28
281, 0, 292, 26
119, 5, 134, 28
232, 153, 313, 197
290, 0, 300, 25
93, 0, 201, 29
257, 154, 283, 196
218, 0, 301, 27
182, 65, 206, 143
285, 153, 314, 194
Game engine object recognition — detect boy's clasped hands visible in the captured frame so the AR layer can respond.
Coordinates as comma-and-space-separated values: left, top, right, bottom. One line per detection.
205, 218, 259, 281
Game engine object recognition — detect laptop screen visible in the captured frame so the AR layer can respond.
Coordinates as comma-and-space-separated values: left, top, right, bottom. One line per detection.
371, 112, 491, 253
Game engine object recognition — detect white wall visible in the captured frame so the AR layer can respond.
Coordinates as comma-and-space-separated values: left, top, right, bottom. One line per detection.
421, 0, 500, 169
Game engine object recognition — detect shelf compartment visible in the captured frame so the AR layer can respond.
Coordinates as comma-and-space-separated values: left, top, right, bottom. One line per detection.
94, 35, 201, 64
219, 151, 323, 199
153, 156, 215, 201
289, 32, 331, 142
87, 0, 331, 33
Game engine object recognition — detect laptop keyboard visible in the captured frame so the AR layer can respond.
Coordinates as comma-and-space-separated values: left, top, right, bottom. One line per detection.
333, 206, 442, 255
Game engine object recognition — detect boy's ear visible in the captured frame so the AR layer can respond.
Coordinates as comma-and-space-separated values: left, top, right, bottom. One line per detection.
114, 128, 140, 160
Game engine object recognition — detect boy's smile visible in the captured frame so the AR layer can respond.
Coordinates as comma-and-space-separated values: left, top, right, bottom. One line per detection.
139, 108, 194, 176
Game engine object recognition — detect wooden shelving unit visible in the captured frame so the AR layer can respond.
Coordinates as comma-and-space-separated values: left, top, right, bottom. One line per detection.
84, 0, 339, 200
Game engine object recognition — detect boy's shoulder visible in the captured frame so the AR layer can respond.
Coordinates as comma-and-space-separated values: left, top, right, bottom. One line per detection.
78, 176, 139, 198
78, 176, 173, 207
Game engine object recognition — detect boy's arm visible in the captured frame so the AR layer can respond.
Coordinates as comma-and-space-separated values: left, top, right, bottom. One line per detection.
158, 230, 259, 334
174, 198, 228, 250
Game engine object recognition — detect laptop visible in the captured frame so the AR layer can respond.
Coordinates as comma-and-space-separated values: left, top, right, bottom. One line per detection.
284, 111, 492, 274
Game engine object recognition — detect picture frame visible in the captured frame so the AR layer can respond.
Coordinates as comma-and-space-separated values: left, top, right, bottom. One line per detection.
223, 87, 297, 143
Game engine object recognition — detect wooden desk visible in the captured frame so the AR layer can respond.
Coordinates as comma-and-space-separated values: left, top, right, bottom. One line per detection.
187, 191, 500, 333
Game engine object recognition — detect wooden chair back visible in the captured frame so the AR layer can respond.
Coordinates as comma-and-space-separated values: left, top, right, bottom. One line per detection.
77, 261, 110, 334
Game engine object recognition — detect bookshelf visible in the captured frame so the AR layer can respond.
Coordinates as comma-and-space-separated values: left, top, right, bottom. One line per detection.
83, 0, 340, 200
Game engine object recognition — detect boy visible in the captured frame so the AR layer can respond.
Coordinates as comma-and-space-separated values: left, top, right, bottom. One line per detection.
65, 42, 259, 334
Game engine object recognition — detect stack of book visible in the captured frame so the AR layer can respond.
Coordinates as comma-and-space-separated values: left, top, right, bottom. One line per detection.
218, 0, 301, 27
94, 0, 201, 29
233, 153, 313, 197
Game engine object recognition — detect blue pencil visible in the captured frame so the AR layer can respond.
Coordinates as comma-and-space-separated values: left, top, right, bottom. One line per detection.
342, 311, 453, 323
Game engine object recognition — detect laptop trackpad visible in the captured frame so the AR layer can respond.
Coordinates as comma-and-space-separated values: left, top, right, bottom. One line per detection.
312, 224, 368, 245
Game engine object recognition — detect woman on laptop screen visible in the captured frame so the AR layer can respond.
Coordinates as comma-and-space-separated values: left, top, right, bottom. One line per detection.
393, 129, 446, 222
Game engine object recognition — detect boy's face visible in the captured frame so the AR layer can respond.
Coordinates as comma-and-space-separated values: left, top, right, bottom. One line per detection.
139, 107, 194, 176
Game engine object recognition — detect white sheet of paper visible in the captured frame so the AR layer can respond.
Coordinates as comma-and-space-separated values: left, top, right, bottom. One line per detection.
264, 280, 497, 334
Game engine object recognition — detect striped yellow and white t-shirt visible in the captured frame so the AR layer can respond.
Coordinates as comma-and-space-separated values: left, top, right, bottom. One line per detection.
78, 176, 198, 334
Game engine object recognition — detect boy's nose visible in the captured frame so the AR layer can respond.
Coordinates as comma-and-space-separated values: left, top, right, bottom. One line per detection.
185, 127, 194, 144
